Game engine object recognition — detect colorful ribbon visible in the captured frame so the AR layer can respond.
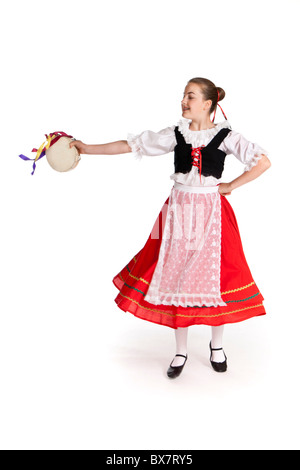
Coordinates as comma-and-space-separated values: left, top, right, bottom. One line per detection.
18, 131, 74, 175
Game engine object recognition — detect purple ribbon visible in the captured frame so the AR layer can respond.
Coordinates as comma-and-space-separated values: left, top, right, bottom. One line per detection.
18, 151, 45, 175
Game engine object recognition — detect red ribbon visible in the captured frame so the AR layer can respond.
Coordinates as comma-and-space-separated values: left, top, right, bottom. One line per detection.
212, 90, 228, 122
191, 145, 205, 182
31, 132, 73, 153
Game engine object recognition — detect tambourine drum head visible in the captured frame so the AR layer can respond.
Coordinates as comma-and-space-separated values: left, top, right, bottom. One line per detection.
46, 137, 80, 172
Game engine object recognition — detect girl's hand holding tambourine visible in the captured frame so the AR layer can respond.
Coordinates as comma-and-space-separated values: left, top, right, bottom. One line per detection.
69, 140, 88, 155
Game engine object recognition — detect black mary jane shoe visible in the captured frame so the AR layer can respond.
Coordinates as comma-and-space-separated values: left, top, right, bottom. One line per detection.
209, 342, 227, 373
167, 354, 188, 379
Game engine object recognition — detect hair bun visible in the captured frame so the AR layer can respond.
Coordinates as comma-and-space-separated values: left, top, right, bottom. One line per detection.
216, 87, 225, 101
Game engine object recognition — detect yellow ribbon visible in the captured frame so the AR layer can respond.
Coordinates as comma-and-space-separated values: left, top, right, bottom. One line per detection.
34, 134, 56, 162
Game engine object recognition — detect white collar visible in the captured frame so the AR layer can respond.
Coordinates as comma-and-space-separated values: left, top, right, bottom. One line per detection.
177, 118, 232, 147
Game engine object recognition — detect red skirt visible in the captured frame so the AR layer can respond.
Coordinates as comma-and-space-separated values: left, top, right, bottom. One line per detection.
113, 188, 266, 329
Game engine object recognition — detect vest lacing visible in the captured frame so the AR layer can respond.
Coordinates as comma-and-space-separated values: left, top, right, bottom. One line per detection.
191, 145, 205, 182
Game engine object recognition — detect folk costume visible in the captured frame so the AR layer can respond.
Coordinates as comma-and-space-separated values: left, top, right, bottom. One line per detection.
113, 116, 267, 329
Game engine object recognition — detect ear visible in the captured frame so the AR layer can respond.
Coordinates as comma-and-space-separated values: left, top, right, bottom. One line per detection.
204, 99, 212, 111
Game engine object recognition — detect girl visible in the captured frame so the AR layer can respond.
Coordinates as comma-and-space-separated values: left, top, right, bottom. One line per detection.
70, 77, 271, 378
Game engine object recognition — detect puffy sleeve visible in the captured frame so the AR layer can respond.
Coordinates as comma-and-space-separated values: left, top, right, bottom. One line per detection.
127, 125, 176, 160
223, 130, 269, 172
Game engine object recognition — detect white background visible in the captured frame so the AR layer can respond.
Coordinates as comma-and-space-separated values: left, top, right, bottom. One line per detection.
0, 0, 299, 450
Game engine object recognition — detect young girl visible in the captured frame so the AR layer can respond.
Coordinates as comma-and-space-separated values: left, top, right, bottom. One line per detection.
70, 77, 271, 378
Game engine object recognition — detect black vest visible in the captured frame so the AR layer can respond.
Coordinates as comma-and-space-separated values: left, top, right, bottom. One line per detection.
174, 126, 232, 179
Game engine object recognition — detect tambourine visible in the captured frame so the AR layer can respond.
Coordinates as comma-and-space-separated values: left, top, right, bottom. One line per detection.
18, 131, 80, 175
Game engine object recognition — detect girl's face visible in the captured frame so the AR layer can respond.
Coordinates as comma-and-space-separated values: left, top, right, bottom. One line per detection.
181, 83, 212, 120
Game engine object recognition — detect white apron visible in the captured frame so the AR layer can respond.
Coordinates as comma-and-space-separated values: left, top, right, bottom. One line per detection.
144, 182, 227, 308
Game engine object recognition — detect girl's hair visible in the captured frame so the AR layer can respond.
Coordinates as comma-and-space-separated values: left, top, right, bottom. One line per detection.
187, 77, 225, 115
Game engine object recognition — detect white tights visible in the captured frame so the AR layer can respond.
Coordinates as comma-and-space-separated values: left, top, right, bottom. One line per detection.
171, 326, 226, 367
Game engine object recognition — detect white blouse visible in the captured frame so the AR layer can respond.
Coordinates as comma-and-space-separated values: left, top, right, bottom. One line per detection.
127, 118, 268, 187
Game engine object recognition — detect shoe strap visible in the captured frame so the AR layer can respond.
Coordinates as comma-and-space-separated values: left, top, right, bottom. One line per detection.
175, 354, 187, 359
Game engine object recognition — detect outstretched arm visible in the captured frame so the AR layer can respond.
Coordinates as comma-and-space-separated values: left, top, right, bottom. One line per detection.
69, 140, 132, 155
218, 154, 271, 196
